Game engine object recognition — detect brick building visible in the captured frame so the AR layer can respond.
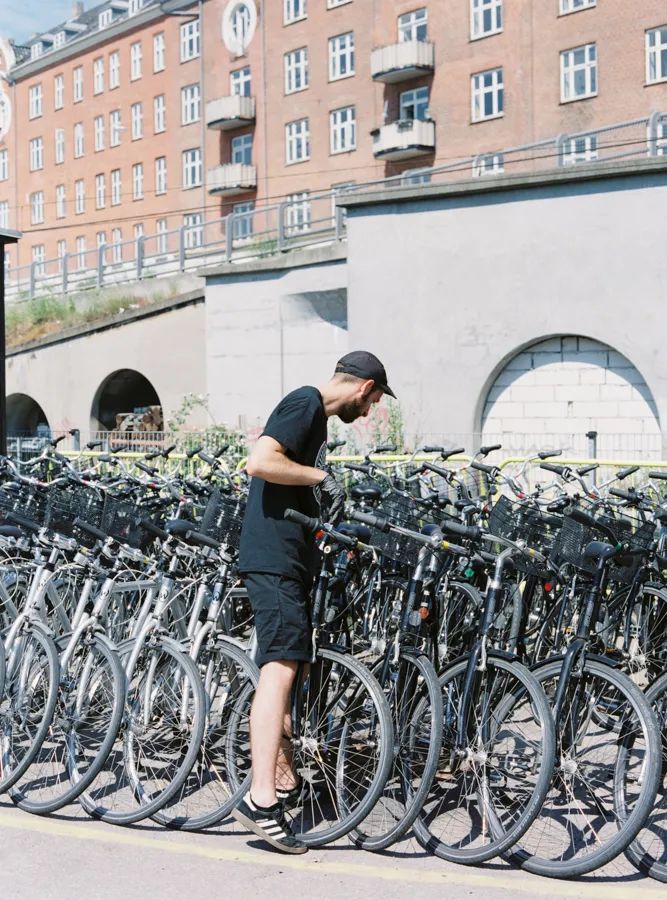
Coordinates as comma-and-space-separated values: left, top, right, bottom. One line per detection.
0, 0, 666, 274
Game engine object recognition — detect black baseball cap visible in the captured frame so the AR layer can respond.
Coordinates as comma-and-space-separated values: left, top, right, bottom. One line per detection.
334, 351, 396, 399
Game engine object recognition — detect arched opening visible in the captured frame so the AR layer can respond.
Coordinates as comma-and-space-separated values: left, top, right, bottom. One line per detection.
481, 336, 661, 457
90, 369, 162, 434
6, 393, 50, 436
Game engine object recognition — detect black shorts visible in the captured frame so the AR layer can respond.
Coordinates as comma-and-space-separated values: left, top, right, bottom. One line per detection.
245, 573, 312, 667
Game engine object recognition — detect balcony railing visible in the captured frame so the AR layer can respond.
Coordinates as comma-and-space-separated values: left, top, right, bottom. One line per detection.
207, 163, 257, 195
372, 118, 436, 160
206, 95, 256, 130
370, 40, 435, 83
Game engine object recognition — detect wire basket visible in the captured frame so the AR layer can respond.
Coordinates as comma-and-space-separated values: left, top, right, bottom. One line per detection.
199, 488, 246, 551
488, 496, 561, 577
0, 485, 49, 528
45, 488, 106, 548
364, 492, 432, 566
102, 495, 149, 550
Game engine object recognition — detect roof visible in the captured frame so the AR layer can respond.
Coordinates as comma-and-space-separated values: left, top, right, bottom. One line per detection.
0, 228, 21, 243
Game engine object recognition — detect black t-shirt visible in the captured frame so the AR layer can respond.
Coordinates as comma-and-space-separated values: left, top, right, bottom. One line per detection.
238, 386, 327, 581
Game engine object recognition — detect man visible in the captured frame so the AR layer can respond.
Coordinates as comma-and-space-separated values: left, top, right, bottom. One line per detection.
233, 351, 395, 854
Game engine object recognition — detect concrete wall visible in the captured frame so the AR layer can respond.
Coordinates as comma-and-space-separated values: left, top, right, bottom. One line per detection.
204, 245, 348, 431
343, 160, 667, 452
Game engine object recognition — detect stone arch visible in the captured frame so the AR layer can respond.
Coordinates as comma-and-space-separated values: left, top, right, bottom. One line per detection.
480, 336, 661, 457
6, 393, 50, 436
90, 369, 162, 432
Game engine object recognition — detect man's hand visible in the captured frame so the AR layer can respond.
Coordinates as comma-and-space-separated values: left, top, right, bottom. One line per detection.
319, 474, 345, 525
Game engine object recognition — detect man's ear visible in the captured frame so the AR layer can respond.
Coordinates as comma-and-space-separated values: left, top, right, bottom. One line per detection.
360, 379, 376, 399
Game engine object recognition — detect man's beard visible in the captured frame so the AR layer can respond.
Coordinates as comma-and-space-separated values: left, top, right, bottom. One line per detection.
338, 398, 368, 423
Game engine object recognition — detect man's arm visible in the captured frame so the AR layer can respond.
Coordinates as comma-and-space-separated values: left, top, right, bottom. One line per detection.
245, 435, 326, 486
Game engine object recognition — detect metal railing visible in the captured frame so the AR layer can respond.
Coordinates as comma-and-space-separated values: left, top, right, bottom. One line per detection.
5, 111, 666, 303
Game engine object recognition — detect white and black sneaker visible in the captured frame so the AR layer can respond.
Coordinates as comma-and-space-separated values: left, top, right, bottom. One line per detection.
232, 794, 308, 854
275, 776, 303, 809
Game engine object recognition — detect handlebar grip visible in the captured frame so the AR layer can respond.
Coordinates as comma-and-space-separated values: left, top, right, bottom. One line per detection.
6, 511, 41, 532
540, 462, 566, 475
145, 450, 162, 461
344, 462, 372, 474
616, 466, 639, 480
537, 449, 562, 460
136, 461, 158, 476
567, 508, 597, 528
422, 445, 444, 454
162, 444, 177, 458
215, 444, 230, 457
577, 463, 599, 476
73, 517, 109, 542
186, 445, 203, 459
442, 447, 466, 459
142, 519, 170, 541
648, 470, 667, 481
440, 519, 481, 541
422, 461, 451, 479
185, 529, 220, 551
479, 444, 502, 455
372, 444, 397, 454
284, 508, 321, 531
347, 509, 391, 533
470, 460, 497, 476
609, 487, 637, 501
198, 451, 217, 466
50, 435, 67, 447
327, 439, 346, 451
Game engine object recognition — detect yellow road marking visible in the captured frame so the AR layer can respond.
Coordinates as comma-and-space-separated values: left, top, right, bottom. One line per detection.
0, 810, 658, 898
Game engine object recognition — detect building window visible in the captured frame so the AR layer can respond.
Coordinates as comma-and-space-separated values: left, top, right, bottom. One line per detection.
96, 231, 107, 265
328, 0, 352, 7
29, 137, 44, 172
330, 181, 355, 220
329, 32, 355, 80
109, 51, 120, 88
286, 118, 310, 164
54, 31, 66, 49
472, 152, 504, 176
471, 67, 504, 120
181, 83, 201, 124
470, 0, 502, 40
330, 105, 356, 153
30, 191, 44, 225
75, 236, 86, 269
561, 43, 597, 101
132, 162, 144, 200
231, 133, 253, 164
155, 156, 167, 194
0, 201, 8, 229
182, 148, 202, 188
285, 47, 308, 93
400, 86, 429, 120
93, 57, 104, 94
131, 102, 143, 140
232, 201, 254, 239
73, 66, 83, 102
153, 32, 165, 72
231, 3, 253, 45
57, 240, 67, 273
55, 128, 65, 164
130, 42, 142, 81
111, 169, 121, 205
0, 149, 7, 181
400, 168, 432, 185
99, 8, 113, 28
285, 192, 311, 234
74, 123, 84, 157
32, 244, 45, 275
31, 42, 44, 61
180, 20, 200, 61
75, 179, 85, 214
560, 0, 595, 13
646, 26, 667, 84
54, 74, 64, 109
561, 134, 598, 165
231, 66, 251, 96
129, 0, 145, 15
156, 218, 168, 254
56, 184, 66, 219
94, 115, 105, 151
29, 84, 43, 119
110, 110, 121, 146
95, 173, 106, 209
154, 94, 166, 133
111, 228, 123, 264
398, 8, 427, 42
285, 0, 306, 23
184, 212, 203, 248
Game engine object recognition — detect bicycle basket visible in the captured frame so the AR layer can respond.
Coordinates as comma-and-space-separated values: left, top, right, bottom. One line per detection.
45, 487, 106, 548
200, 488, 246, 551
488, 496, 560, 577
364, 493, 434, 567
102, 495, 148, 550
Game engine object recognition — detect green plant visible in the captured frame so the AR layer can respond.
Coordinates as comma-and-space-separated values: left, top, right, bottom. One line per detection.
166, 393, 248, 459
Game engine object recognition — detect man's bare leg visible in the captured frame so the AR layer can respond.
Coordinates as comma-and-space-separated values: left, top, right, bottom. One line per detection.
249, 660, 298, 808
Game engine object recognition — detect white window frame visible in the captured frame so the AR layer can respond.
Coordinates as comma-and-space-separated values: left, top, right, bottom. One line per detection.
29, 137, 44, 172
111, 169, 122, 205
231, 66, 251, 96
330, 105, 356, 154
285, 118, 310, 164
132, 162, 144, 200
55, 184, 66, 219
561, 43, 597, 102
0, 200, 9, 229
30, 191, 44, 225
472, 152, 504, 176
111, 228, 123, 265
400, 86, 429, 120
327, 0, 352, 7
183, 212, 203, 248
156, 218, 168, 254
0, 149, 7, 181
131, 102, 143, 140
99, 8, 113, 28
182, 148, 202, 188
75, 179, 85, 214
153, 32, 166, 72
561, 134, 598, 165
155, 156, 167, 194
181, 83, 201, 125
130, 42, 142, 81
31, 244, 45, 274
55, 128, 65, 164
75, 236, 86, 269
284, 0, 307, 24
110, 110, 122, 146
95, 173, 106, 209
398, 8, 428, 42
284, 47, 309, 94
73, 66, 83, 102
329, 32, 355, 80
180, 20, 200, 62
232, 201, 254, 240
54, 31, 66, 49
470, 0, 503, 40
29, 84, 43, 119
646, 26, 667, 85
54, 74, 64, 109
154, 94, 166, 133
109, 51, 120, 89
57, 240, 67, 274
94, 115, 105, 151
231, 133, 253, 164
74, 123, 84, 158
93, 57, 104, 95
31, 43, 44, 61
471, 67, 504, 121
96, 231, 107, 265
129, 0, 145, 15
560, 0, 596, 13
285, 192, 311, 234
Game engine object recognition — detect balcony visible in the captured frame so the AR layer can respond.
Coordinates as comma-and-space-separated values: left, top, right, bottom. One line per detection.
372, 119, 435, 161
370, 40, 435, 83
206, 95, 256, 130
207, 163, 257, 196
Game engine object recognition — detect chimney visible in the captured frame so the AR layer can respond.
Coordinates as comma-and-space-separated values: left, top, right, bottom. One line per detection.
72, 1, 85, 17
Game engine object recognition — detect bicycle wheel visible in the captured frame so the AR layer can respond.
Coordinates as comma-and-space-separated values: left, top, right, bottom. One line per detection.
351, 652, 443, 851
625, 671, 667, 882
10, 632, 125, 814
414, 654, 555, 864
79, 636, 206, 825
507, 656, 661, 878
152, 636, 259, 830
0, 624, 59, 794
